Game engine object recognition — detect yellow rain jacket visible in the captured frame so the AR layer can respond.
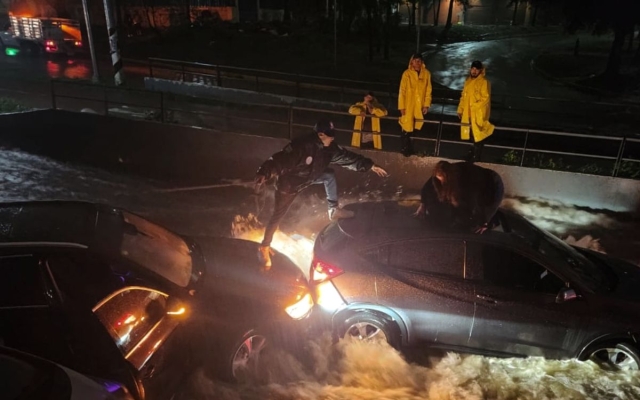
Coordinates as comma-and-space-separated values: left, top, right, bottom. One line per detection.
457, 68, 495, 142
349, 99, 388, 150
398, 56, 432, 133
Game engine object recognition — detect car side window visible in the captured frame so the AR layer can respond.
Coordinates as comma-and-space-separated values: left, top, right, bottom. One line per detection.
477, 244, 565, 294
0, 255, 48, 308
93, 288, 168, 355
361, 239, 465, 278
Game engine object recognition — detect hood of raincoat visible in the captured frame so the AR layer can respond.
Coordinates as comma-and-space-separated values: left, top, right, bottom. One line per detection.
407, 54, 428, 74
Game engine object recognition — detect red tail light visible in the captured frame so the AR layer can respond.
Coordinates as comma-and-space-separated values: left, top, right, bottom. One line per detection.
74, 41, 82, 47
46, 40, 55, 46
310, 258, 343, 284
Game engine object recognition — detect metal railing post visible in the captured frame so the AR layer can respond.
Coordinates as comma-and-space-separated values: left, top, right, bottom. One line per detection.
435, 104, 445, 156
50, 80, 57, 110
160, 92, 165, 123
103, 87, 109, 116
520, 130, 529, 167
612, 137, 626, 177
288, 106, 293, 140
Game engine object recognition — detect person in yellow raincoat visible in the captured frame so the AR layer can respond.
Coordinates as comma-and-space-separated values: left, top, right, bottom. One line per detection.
398, 52, 432, 157
457, 60, 495, 162
349, 92, 388, 150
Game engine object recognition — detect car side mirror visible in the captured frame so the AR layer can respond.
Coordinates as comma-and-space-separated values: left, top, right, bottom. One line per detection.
556, 287, 577, 304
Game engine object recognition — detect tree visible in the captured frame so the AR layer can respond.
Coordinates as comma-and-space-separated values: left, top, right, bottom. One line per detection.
364, 0, 375, 61
432, 0, 442, 26
510, 0, 520, 26
560, 0, 640, 78
441, 0, 470, 39
382, 0, 395, 60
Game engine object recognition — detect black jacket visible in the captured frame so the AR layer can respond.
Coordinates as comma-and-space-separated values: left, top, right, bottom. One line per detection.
257, 133, 374, 193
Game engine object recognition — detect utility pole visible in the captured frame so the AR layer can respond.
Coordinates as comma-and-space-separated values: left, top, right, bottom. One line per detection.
81, 0, 99, 83
416, 2, 421, 53
334, 0, 337, 67
103, 0, 124, 85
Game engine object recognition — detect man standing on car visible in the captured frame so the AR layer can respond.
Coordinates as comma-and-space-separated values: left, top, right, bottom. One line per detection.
254, 120, 389, 268
398, 52, 432, 157
457, 60, 495, 162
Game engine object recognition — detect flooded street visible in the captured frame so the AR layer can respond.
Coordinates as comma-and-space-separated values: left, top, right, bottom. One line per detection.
1, 147, 640, 399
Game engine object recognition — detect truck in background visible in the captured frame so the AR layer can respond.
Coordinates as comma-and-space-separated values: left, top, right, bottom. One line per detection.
9, 14, 83, 55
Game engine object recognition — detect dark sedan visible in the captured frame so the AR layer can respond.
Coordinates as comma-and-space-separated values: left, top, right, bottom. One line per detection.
1, 345, 134, 400
311, 201, 640, 371
0, 201, 314, 400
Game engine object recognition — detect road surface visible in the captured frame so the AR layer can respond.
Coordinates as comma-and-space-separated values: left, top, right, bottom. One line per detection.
1, 146, 639, 399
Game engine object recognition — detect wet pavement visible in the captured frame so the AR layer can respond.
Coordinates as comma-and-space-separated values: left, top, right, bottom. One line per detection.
1, 147, 640, 398
1, 34, 639, 136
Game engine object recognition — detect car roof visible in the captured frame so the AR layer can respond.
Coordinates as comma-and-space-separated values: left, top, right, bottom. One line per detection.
0, 201, 102, 247
338, 201, 521, 246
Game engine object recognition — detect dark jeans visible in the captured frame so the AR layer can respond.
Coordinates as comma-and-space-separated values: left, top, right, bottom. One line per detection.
262, 169, 338, 246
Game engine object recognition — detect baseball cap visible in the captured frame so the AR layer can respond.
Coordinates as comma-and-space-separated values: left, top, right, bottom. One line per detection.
314, 120, 335, 137
471, 60, 484, 70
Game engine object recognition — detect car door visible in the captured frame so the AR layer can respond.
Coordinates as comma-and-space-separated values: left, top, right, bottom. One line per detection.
92, 286, 190, 400
363, 238, 477, 349
465, 241, 588, 359
0, 254, 74, 366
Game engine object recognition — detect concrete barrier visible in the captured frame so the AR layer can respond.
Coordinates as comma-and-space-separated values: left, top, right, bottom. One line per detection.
0, 109, 638, 214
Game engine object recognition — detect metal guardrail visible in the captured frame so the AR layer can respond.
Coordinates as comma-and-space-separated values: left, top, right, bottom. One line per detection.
49, 79, 640, 179
147, 57, 640, 119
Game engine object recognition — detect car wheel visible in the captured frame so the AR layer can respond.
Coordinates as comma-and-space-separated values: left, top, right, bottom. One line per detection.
341, 313, 399, 348
230, 331, 267, 381
586, 342, 640, 371
208, 327, 268, 383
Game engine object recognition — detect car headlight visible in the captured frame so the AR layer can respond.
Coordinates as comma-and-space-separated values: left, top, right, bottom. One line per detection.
285, 293, 314, 320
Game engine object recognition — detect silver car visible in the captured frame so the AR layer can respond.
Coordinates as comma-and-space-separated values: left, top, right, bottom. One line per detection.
310, 201, 640, 371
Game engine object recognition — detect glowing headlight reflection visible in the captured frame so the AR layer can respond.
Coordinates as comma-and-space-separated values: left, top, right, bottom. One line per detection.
315, 281, 345, 312
167, 307, 186, 315
285, 293, 314, 319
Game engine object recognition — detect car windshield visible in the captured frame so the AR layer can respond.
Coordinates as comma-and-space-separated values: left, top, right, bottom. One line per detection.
505, 211, 611, 292
120, 212, 193, 287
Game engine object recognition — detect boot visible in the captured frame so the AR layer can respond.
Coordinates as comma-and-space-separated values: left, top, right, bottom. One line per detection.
401, 132, 414, 157
328, 207, 355, 221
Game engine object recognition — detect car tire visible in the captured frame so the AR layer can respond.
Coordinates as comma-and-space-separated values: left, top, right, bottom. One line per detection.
340, 313, 400, 349
584, 342, 640, 371
214, 327, 269, 383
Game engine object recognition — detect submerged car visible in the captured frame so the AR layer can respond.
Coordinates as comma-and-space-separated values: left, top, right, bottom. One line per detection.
0, 201, 314, 399
311, 201, 640, 371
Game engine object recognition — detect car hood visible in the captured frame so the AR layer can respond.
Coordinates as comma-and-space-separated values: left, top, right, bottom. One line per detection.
193, 236, 310, 309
